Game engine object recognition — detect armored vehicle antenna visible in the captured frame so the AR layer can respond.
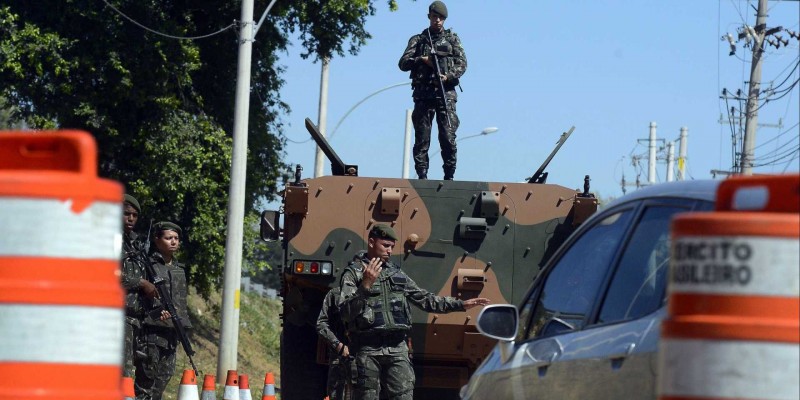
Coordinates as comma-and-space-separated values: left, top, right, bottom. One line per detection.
304, 118, 358, 176
528, 126, 575, 184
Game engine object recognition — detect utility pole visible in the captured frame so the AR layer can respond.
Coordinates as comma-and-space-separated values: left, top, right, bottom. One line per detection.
677, 127, 688, 181
402, 109, 412, 178
218, 0, 278, 379
218, 0, 254, 379
314, 57, 330, 177
666, 141, 675, 182
648, 122, 657, 185
740, 0, 768, 175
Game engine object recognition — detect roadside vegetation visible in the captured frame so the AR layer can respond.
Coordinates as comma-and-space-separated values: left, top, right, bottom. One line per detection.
162, 289, 283, 400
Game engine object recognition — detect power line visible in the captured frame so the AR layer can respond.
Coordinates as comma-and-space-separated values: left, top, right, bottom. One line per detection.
100, 0, 237, 40
754, 121, 800, 150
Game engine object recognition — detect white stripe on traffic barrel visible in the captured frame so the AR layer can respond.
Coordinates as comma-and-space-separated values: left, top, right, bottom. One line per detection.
0, 198, 121, 259
0, 304, 123, 365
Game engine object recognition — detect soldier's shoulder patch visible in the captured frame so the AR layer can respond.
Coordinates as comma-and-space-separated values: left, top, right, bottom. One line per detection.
346, 261, 364, 273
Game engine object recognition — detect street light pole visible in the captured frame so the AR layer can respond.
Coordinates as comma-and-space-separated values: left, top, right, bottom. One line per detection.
314, 57, 330, 178
402, 109, 412, 178
431, 127, 500, 157
218, 0, 277, 379
328, 81, 411, 141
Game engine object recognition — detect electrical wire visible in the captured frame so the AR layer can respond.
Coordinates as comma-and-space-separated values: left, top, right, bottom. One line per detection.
754, 148, 799, 167
754, 137, 800, 165
754, 121, 800, 150
730, 0, 748, 25
763, 58, 800, 93
782, 152, 799, 172
100, 0, 237, 40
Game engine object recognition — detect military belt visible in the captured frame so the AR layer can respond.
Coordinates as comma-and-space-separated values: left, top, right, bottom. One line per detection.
350, 331, 406, 349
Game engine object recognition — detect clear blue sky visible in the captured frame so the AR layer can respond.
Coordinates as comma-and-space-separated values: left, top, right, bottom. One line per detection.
273, 1, 799, 199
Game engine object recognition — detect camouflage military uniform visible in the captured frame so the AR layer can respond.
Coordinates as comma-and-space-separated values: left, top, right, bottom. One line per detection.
399, 25, 467, 179
121, 230, 145, 378
134, 251, 191, 400
339, 257, 465, 400
317, 288, 350, 400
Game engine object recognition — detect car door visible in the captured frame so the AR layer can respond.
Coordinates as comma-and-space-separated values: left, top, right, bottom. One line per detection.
512, 200, 700, 399
504, 207, 637, 400
584, 201, 698, 398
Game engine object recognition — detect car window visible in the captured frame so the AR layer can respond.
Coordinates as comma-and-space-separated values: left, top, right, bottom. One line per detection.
526, 209, 634, 339
596, 205, 690, 324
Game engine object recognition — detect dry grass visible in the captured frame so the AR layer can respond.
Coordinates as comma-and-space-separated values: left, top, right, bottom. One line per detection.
158, 288, 283, 399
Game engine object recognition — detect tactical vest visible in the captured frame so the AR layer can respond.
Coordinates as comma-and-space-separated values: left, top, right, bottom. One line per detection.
410, 28, 460, 98
342, 259, 413, 334
142, 254, 191, 330
121, 233, 146, 317
122, 256, 146, 316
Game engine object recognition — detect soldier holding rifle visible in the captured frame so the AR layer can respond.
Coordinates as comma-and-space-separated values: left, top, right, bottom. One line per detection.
399, 1, 467, 180
134, 221, 194, 400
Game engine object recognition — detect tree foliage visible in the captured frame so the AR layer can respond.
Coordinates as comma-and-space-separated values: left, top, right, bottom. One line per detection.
0, 0, 397, 297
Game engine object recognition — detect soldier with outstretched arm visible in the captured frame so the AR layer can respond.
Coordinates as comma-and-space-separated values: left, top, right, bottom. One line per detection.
338, 224, 489, 400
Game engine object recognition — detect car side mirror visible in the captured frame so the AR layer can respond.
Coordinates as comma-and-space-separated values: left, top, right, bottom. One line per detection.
260, 210, 281, 242
476, 304, 518, 341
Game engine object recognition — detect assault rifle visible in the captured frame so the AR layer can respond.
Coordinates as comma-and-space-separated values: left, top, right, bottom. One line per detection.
426, 28, 452, 128
139, 220, 200, 377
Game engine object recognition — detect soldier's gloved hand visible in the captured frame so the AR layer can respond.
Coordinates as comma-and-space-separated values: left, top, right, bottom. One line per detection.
139, 279, 158, 299
337, 343, 350, 358
420, 56, 433, 67
463, 298, 491, 310
360, 257, 383, 290
440, 74, 448, 82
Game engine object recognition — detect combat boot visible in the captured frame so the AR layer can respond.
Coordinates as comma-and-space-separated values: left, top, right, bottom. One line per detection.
417, 169, 428, 180
443, 168, 455, 180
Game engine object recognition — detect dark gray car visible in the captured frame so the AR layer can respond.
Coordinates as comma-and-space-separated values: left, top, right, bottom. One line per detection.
461, 180, 720, 400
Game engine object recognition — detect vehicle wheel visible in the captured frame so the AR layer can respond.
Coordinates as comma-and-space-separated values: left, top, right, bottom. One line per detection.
280, 322, 328, 400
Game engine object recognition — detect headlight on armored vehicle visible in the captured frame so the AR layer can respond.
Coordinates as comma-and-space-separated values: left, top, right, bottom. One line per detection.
291, 260, 334, 275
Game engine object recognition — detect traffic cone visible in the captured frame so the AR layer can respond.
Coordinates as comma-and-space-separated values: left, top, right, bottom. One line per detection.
239, 374, 252, 400
261, 372, 276, 400
121, 377, 135, 400
201, 374, 216, 400
223, 370, 240, 400
177, 369, 200, 400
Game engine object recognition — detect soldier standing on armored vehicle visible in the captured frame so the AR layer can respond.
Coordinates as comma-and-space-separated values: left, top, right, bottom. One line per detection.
120, 194, 157, 378
399, 1, 467, 180
338, 225, 489, 400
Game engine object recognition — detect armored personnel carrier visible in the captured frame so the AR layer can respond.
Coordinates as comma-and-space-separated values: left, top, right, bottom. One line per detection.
260, 118, 597, 400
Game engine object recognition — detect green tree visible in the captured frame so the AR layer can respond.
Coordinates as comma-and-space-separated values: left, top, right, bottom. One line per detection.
0, 0, 397, 296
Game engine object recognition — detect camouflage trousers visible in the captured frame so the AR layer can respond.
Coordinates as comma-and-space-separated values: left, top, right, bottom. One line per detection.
134, 328, 177, 400
351, 342, 414, 400
327, 356, 349, 400
123, 317, 141, 377
411, 93, 459, 178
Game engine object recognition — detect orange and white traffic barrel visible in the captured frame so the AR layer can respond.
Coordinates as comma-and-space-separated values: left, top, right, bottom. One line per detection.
659, 174, 800, 400
0, 131, 124, 399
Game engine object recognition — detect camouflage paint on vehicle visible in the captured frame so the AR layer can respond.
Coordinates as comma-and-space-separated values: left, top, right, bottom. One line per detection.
263, 119, 597, 400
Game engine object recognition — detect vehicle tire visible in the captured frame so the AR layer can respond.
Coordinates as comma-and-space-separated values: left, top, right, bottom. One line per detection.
280, 322, 328, 400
